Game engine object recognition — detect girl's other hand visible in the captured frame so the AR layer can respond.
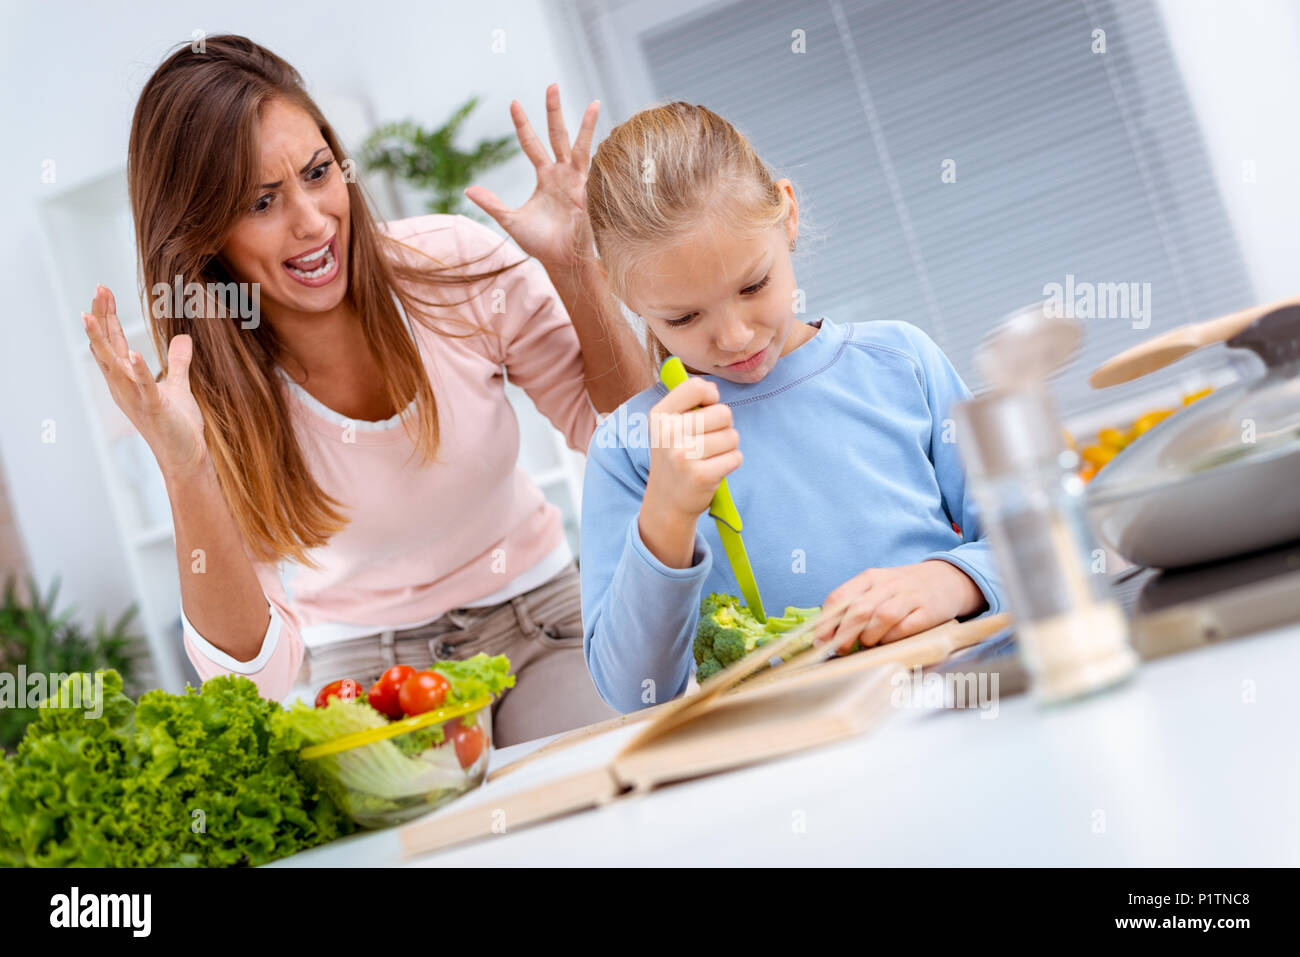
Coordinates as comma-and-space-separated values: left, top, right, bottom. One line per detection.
815, 560, 987, 654
636, 377, 741, 568
81, 285, 208, 482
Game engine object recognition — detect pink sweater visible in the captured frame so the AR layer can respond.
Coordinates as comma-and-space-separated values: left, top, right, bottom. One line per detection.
181, 215, 597, 700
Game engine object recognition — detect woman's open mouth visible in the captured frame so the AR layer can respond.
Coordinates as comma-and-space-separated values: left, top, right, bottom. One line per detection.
725, 345, 768, 372
282, 237, 339, 287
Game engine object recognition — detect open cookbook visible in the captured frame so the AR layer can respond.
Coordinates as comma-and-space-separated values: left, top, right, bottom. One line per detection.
399, 609, 1013, 857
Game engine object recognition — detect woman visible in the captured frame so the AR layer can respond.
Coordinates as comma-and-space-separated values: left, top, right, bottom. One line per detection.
80, 35, 651, 746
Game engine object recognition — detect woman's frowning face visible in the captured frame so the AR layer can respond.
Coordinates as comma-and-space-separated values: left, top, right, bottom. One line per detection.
219, 98, 351, 320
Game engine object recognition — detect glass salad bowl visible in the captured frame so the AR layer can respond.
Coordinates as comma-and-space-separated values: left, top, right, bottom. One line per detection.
297, 695, 493, 828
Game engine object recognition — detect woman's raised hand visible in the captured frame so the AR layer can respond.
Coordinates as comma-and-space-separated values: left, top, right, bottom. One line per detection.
464, 83, 599, 269
81, 285, 209, 482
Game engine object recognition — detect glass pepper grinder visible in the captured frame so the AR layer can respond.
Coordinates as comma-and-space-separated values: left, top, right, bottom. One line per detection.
952, 303, 1139, 703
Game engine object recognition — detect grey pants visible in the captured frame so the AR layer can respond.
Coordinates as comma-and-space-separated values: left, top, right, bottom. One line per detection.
299, 562, 618, 747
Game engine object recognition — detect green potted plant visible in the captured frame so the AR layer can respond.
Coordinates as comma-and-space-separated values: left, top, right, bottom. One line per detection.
360, 95, 519, 219
0, 575, 140, 753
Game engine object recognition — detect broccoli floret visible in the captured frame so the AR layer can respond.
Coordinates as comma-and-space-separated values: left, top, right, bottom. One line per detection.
693, 624, 717, 665
693, 593, 822, 670
693, 593, 742, 664
695, 657, 724, 682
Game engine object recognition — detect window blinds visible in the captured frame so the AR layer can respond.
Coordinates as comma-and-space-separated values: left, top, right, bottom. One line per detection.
567, 0, 1256, 422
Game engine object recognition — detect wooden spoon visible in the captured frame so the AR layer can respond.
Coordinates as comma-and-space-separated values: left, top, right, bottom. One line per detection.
1089, 295, 1300, 388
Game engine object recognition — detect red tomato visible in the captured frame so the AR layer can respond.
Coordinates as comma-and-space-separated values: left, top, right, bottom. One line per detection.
381, 664, 415, 693
367, 681, 400, 720
368, 665, 414, 719
450, 719, 487, 769
314, 678, 365, 709
398, 670, 451, 716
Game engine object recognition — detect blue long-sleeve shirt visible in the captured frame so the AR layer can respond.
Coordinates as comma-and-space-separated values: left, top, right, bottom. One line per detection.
579, 317, 1006, 713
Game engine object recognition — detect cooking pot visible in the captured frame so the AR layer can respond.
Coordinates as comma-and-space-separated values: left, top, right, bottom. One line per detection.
1086, 299, 1300, 569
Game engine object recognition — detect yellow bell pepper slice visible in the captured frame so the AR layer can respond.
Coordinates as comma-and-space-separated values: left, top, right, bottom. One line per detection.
1081, 444, 1118, 468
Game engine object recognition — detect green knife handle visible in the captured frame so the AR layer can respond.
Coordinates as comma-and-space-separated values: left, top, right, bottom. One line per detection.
658, 357, 766, 621
658, 356, 691, 390
658, 357, 743, 532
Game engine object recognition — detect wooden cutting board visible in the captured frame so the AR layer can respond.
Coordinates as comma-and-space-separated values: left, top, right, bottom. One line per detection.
488, 611, 1011, 782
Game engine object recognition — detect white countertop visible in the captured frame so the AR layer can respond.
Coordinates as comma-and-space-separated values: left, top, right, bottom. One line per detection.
271, 621, 1300, 866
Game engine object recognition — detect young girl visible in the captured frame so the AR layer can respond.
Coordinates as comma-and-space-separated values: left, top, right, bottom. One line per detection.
578, 102, 1006, 713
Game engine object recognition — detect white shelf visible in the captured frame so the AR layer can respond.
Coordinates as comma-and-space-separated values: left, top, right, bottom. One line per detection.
37, 164, 191, 692
504, 381, 585, 558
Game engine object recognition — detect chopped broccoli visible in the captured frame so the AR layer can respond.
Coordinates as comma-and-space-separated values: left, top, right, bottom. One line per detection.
693, 593, 821, 674
695, 657, 724, 682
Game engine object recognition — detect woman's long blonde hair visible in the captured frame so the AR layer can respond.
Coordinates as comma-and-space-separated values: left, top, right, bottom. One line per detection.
128, 35, 519, 568
585, 101, 796, 367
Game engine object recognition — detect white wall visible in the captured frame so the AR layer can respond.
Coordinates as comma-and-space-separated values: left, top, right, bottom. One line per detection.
1155, 0, 1300, 301
0, 0, 593, 629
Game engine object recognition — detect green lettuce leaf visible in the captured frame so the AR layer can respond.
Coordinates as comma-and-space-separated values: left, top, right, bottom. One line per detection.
0, 670, 354, 867
429, 653, 516, 706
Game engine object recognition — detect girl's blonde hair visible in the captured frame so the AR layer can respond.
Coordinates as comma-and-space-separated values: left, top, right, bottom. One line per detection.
586, 101, 796, 368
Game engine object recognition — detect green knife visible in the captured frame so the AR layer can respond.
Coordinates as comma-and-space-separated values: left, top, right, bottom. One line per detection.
659, 357, 767, 622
